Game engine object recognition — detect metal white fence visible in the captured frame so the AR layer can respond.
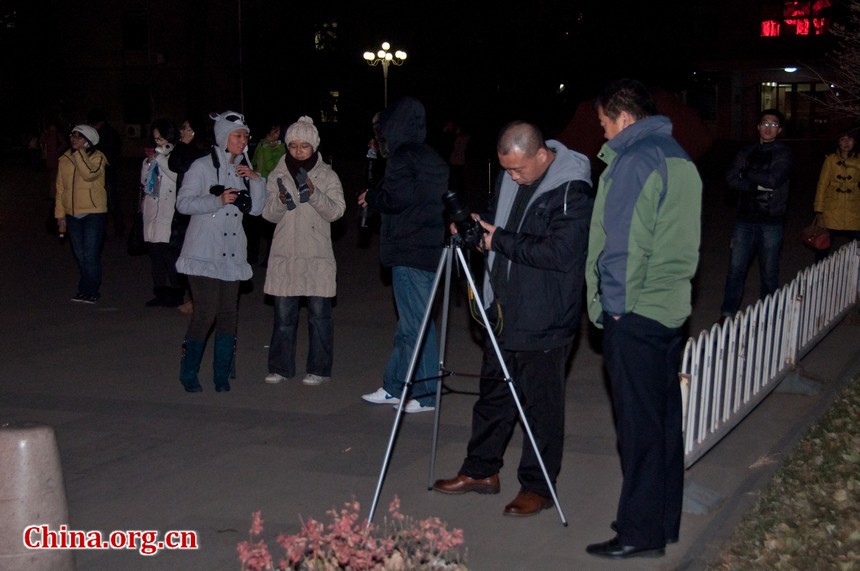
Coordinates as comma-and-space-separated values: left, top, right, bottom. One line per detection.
681, 240, 860, 468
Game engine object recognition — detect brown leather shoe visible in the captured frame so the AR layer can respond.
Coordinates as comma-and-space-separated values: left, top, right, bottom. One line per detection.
503, 491, 553, 516
432, 473, 500, 495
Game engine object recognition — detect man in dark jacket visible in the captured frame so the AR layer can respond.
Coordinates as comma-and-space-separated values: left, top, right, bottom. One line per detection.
720, 108, 793, 319
358, 97, 449, 414
432, 121, 593, 517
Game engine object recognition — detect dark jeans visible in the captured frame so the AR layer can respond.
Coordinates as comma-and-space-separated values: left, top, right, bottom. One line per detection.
720, 221, 783, 316
185, 275, 239, 340
603, 312, 683, 549
147, 242, 181, 289
268, 296, 333, 377
65, 213, 106, 297
460, 340, 571, 497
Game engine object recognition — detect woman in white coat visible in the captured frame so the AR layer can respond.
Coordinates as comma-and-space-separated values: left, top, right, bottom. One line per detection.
140, 118, 182, 307
263, 116, 345, 386
175, 111, 266, 392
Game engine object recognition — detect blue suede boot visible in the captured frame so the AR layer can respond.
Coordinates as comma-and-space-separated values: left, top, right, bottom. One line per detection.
213, 333, 237, 392
180, 338, 204, 392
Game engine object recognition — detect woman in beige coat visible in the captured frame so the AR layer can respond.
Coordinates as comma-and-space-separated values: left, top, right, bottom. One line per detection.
262, 117, 345, 386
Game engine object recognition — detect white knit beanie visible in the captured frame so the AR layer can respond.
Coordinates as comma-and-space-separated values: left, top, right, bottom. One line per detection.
72, 124, 99, 146
284, 116, 320, 150
210, 110, 250, 150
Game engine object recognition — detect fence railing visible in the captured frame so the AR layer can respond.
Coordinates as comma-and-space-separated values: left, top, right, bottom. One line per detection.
681, 240, 860, 468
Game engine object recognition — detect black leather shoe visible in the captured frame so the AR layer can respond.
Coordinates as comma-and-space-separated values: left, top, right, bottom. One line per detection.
432, 473, 500, 495
611, 520, 678, 544
586, 537, 665, 559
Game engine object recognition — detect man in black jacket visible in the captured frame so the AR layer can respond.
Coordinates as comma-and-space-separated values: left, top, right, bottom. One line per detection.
720, 108, 793, 319
358, 97, 449, 414
432, 121, 593, 516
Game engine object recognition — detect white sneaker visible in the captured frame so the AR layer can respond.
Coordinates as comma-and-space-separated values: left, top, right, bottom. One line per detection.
398, 399, 436, 414
362, 387, 400, 404
302, 373, 331, 386
264, 373, 289, 384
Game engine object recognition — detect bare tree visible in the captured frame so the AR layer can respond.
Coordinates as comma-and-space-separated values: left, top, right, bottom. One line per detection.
820, 0, 860, 120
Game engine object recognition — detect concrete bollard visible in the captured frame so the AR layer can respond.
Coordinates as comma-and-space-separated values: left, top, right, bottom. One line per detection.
0, 422, 74, 570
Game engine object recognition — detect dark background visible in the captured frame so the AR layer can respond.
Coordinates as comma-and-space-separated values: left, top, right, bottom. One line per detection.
0, 0, 720, 159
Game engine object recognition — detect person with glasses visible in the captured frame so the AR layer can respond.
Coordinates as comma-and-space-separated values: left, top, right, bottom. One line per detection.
262, 116, 345, 387
54, 124, 108, 304
719, 108, 793, 321
812, 130, 860, 261
432, 120, 593, 518
139, 119, 184, 307
175, 111, 266, 392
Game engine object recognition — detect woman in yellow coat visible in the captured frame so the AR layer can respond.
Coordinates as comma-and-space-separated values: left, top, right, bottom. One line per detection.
813, 131, 860, 261
55, 124, 108, 303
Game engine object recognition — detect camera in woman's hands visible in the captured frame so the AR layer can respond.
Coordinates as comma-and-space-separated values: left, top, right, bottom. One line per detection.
233, 190, 252, 213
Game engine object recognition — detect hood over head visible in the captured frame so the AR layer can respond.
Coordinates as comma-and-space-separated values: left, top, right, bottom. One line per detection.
378, 96, 426, 155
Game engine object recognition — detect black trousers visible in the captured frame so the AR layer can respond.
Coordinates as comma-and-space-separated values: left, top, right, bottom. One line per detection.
603, 312, 684, 548
185, 276, 239, 340
460, 339, 571, 497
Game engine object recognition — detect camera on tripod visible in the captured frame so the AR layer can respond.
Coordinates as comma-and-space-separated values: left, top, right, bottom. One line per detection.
443, 189, 485, 249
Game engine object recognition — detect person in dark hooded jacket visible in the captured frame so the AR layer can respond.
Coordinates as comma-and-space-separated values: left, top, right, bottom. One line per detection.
358, 97, 449, 414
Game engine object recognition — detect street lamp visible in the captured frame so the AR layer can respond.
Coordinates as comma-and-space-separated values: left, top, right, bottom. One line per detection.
363, 42, 407, 108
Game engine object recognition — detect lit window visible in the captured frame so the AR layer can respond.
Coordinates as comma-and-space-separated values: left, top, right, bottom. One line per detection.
762, 20, 781, 37
761, 0, 831, 37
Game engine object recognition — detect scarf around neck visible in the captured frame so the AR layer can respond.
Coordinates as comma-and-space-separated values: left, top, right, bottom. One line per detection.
284, 151, 319, 183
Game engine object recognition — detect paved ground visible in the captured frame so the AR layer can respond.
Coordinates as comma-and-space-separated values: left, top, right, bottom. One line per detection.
1, 147, 858, 570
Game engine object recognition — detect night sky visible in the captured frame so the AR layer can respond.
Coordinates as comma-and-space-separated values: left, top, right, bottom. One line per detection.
0, 0, 718, 151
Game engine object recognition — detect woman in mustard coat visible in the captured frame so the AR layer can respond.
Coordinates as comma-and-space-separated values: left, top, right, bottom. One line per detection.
813, 131, 860, 261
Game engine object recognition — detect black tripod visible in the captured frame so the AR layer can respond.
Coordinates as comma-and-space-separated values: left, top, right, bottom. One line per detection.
366, 238, 569, 526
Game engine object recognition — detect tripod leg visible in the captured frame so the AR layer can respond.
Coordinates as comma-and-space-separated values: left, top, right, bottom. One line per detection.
367, 247, 450, 526
454, 247, 569, 526
428, 244, 454, 488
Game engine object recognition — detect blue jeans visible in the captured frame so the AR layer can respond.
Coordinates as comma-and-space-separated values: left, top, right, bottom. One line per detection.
65, 214, 106, 297
720, 221, 782, 316
383, 266, 439, 406
268, 296, 333, 377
